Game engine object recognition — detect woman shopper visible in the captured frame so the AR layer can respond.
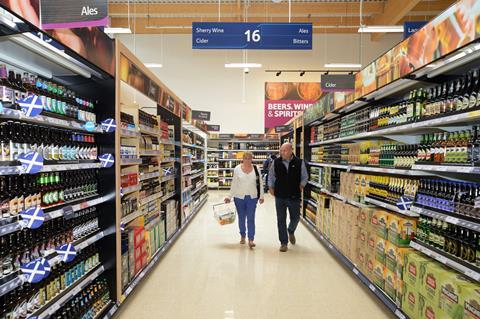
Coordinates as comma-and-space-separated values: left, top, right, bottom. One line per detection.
225, 152, 264, 248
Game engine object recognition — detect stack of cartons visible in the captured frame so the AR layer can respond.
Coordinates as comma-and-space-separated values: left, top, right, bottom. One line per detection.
163, 199, 178, 239
355, 207, 375, 278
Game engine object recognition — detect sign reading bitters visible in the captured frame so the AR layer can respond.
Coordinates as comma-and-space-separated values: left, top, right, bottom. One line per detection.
192, 22, 312, 50
41, 0, 108, 29
264, 82, 323, 133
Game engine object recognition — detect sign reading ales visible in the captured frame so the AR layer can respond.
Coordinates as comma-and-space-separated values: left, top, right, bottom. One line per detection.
41, 0, 108, 29
192, 22, 312, 50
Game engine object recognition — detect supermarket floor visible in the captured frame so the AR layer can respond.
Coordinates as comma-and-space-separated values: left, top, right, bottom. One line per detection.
115, 191, 394, 319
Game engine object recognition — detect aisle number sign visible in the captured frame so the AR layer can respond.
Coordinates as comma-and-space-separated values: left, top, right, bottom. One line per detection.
192, 22, 312, 50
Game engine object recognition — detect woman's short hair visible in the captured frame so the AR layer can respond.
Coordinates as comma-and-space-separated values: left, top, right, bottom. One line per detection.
242, 152, 254, 160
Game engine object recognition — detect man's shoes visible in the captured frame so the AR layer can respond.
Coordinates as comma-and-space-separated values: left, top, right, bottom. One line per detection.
240, 237, 246, 244
279, 245, 288, 252
289, 233, 296, 245
248, 240, 256, 248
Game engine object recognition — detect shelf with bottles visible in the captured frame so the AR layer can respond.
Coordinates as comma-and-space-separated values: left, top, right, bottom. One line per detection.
308, 161, 431, 177
415, 212, 479, 270
211, 140, 280, 151
50, 276, 113, 319
0, 64, 102, 133
0, 207, 105, 296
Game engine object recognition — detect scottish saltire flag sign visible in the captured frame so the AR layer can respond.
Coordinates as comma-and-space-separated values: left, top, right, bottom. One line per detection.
20, 207, 45, 229
56, 243, 77, 263
99, 153, 114, 168
396, 196, 413, 211
19, 152, 44, 174
101, 118, 116, 133
21, 259, 46, 283
18, 95, 44, 117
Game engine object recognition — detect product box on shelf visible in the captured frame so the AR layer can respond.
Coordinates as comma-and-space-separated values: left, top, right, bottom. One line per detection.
373, 260, 386, 290
375, 235, 387, 265
385, 241, 411, 276
387, 214, 416, 248
419, 293, 441, 319
384, 268, 398, 301
372, 209, 389, 239
460, 282, 480, 319
404, 251, 432, 289
365, 254, 375, 282
438, 274, 473, 319
420, 262, 453, 305
366, 231, 376, 256
402, 283, 420, 319
356, 249, 367, 273
358, 207, 375, 230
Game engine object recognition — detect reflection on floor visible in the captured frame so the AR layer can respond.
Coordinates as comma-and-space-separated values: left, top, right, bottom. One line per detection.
116, 191, 394, 319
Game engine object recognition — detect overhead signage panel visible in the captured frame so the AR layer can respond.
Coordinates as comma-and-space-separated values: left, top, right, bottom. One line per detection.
192, 22, 312, 50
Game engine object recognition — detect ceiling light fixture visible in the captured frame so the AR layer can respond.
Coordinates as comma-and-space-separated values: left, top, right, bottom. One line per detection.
324, 63, 362, 69
144, 63, 163, 68
358, 26, 404, 33
104, 27, 132, 34
225, 63, 262, 68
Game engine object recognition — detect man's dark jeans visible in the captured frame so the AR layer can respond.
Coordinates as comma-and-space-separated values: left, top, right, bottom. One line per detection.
275, 197, 301, 245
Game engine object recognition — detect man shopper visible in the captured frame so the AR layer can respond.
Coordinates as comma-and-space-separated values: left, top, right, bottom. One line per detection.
268, 143, 308, 252
262, 153, 277, 193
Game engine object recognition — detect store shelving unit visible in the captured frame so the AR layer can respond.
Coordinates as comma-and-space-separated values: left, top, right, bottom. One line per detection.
0, 7, 117, 317
112, 42, 205, 315
300, 5, 480, 317
181, 121, 208, 222
207, 135, 280, 190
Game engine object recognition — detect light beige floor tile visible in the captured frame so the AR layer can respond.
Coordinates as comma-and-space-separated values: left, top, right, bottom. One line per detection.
116, 191, 395, 319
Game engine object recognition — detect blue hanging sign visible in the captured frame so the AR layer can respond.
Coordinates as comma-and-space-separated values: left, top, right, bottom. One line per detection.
18, 95, 44, 117
18, 152, 44, 174
404, 21, 428, 39
101, 118, 116, 133
99, 153, 115, 168
56, 243, 77, 263
20, 207, 45, 229
21, 259, 46, 283
192, 22, 312, 50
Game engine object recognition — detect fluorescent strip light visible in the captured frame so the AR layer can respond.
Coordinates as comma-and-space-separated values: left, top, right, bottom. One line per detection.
225, 63, 262, 68
10, 33, 92, 78
0, 52, 52, 79
324, 63, 362, 68
104, 27, 132, 34
145, 63, 163, 68
358, 26, 404, 33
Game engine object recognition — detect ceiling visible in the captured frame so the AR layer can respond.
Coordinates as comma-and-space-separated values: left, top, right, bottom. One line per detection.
108, 0, 456, 37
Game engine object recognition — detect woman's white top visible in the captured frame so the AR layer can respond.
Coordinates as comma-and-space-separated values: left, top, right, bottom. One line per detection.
229, 164, 264, 200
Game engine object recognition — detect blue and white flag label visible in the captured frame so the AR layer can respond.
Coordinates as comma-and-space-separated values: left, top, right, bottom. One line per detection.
18, 95, 44, 117
101, 118, 116, 133
21, 259, 46, 283
83, 121, 96, 132
56, 243, 77, 263
99, 153, 114, 168
396, 196, 413, 211
39, 258, 51, 279
20, 206, 45, 229
18, 152, 44, 174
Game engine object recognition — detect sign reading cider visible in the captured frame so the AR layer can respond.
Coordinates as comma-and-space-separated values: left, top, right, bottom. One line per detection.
264, 82, 323, 133
321, 75, 355, 92
41, 0, 108, 29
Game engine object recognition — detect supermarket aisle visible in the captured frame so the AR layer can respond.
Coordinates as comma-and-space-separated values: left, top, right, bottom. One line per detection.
116, 191, 394, 319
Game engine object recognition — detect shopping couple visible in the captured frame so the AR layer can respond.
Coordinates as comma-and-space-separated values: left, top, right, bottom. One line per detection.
224, 143, 308, 252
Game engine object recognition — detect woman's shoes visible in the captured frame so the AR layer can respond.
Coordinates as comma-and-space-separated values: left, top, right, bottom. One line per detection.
240, 237, 246, 244
248, 240, 256, 249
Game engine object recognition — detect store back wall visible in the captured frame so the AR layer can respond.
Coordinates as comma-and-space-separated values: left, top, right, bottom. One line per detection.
118, 33, 401, 133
